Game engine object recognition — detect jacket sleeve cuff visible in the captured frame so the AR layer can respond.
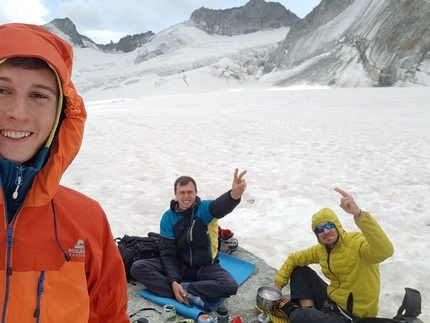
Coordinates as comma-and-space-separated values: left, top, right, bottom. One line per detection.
169, 278, 181, 285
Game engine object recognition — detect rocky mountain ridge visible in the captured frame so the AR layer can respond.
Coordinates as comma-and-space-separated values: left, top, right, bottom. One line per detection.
190, 0, 299, 36
42, 0, 430, 90
43, 17, 155, 53
42, 0, 293, 53
264, 0, 430, 87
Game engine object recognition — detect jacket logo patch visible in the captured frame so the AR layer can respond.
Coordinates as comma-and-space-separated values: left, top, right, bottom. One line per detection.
69, 239, 86, 258
75, 239, 85, 249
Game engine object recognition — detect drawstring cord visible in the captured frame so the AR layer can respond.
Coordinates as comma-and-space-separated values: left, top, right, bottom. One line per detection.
51, 199, 71, 262
33, 272, 45, 320
31, 200, 71, 319
0, 196, 71, 320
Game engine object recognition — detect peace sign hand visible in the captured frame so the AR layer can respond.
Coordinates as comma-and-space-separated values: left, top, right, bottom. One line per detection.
231, 168, 247, 200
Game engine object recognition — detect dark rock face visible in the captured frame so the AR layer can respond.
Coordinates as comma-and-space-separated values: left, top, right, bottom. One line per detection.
264, 0, 430, 87
98, 32, 154, 53
282, 0, 356, 43
45, 17, 154, 53
50, 17, 88, 48
190, 0, 300, 36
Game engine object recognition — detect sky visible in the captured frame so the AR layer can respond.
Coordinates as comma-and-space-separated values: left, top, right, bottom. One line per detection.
54, 23, 430, 321
0, 0, 321, 43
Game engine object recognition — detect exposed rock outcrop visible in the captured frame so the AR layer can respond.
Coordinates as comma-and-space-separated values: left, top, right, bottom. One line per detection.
98, 32, 154, 53
49, 18, 90, 48
263, 0, 430, 87
190, 0, 300, 36
43, 17, 154, 53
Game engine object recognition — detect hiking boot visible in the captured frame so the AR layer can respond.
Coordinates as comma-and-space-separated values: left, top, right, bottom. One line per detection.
278, 300, 301, 317
220, 237, 239, 254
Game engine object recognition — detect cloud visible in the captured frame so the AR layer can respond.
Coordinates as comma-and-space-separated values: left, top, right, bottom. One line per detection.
58, 1, 103, 27
1, 0, 48, 25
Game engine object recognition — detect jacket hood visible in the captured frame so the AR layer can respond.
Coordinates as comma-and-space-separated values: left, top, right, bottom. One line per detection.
311, 207, 346, 243
0, 23, 86, 207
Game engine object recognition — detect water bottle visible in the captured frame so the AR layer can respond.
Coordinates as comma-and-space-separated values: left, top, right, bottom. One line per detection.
215, 306, 229, 323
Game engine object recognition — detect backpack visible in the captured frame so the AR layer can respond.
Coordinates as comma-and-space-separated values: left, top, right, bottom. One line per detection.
115, 232, 161, 283
392, 288, 424, 323
355, 287, 424, 323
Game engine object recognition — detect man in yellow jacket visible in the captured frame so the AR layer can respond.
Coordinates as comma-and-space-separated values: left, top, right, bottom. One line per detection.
274, 188, 394, 323
0, 23, 129, 322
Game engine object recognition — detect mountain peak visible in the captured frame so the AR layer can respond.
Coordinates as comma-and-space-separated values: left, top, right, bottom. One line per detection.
49, 17, 86, 47
190, 0, 300, 36
245, 0, 267, 8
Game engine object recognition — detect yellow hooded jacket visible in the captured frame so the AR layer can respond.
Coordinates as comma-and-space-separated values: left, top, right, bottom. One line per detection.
0, 23, 129, 322
274, 208, 394, 318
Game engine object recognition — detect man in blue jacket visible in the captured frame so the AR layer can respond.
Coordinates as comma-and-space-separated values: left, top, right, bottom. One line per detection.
131, 168, 247, 310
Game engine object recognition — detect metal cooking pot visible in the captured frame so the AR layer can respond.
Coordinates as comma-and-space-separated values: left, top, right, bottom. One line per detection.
256, 286, 282, 313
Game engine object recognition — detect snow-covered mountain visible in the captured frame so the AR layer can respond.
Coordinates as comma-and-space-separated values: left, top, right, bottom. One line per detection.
72, 22, 289, 101
48, 0, 430, 102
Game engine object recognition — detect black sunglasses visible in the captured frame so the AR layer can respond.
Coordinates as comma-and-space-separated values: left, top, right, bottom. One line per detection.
314, 221, 335, 234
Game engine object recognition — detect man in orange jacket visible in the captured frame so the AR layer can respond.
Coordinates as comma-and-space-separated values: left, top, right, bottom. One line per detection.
0, 23, 129, 322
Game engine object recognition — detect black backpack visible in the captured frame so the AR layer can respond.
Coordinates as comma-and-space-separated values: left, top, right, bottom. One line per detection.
115, 232, 161, 283
355, 287, 424, 323
392, 288, 423, 323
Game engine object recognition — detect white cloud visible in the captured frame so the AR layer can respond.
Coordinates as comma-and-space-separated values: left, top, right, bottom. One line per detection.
1, 0, 48, 25
58, 0, 103, 27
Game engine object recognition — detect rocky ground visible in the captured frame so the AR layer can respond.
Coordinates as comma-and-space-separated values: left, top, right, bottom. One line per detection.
127, 247, 281, 322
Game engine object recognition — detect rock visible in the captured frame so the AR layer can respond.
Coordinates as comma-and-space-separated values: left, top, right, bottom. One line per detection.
49, 17, 87, 48
264, 0, 430, 87
127, 247, 282, 322
43, 17, 154, 53
190, 0, 299, 36
99, 32, 154, 53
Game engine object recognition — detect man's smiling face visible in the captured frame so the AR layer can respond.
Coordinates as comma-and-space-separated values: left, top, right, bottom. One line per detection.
175, 182, 197, 211
315, 221, 339, 248
0, 62, 58, 164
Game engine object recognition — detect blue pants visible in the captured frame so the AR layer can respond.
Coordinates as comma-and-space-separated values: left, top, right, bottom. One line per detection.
130, 258, 238, 300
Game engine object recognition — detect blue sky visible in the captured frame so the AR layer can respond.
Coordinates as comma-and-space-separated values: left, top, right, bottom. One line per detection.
0, 0, 321, 43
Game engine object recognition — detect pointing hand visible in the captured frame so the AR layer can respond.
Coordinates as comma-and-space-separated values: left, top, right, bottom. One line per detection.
334, 187, 362, 218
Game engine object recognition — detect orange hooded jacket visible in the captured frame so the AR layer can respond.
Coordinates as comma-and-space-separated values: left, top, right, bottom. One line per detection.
0, 23, 129, 322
